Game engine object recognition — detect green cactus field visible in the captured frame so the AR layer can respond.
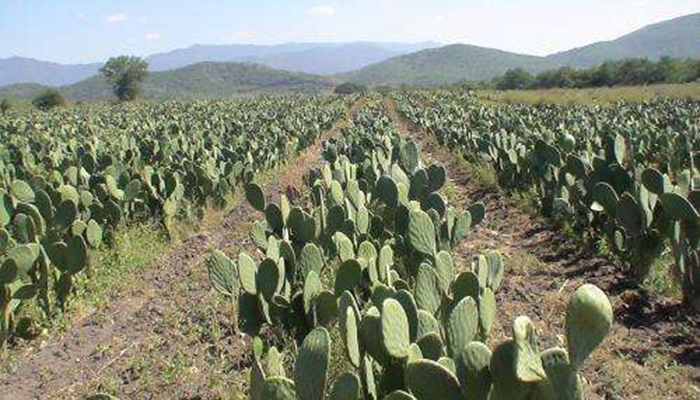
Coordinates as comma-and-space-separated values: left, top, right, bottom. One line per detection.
0, 92, 697, 399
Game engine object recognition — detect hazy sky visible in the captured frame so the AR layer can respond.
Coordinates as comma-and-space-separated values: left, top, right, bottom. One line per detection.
2, 0, 698, 63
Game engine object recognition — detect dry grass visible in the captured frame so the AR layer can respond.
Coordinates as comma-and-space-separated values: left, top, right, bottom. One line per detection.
480, 82, 700, 105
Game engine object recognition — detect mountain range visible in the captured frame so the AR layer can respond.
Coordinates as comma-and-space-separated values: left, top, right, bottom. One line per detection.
339, 12, 700, 86
0, 42, 439, 87
0, 12, 698, 97
0, 57, 102, 87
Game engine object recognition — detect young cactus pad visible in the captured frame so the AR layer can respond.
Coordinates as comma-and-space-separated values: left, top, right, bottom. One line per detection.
382, 298, 411, 359
565, 284, 613, 369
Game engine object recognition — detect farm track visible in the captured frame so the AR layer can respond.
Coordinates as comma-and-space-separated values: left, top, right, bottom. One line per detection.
0, 98, 365, 400
382, 97, 700, 400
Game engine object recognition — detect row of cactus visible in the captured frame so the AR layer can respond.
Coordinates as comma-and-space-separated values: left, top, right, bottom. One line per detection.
0, 95, 352, 345
245, 284, 611, 400
396, 91, 699, 311
207, 97, 614, 399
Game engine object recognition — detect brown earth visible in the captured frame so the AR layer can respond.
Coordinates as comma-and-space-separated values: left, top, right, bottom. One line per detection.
383, 96, 699, 400
0, 98, 364, 400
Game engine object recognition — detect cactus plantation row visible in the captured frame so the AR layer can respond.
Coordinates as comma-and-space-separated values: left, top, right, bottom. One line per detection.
0, 96, 353, 344
394, 91, 699, 311
207, 98, 614, 400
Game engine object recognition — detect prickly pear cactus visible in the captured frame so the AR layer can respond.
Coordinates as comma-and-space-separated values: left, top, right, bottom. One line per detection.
539, 347, 584, 400
381, 298, 411, 359
456, 341, 492, 400
405, 359, 463, 400
408, 210, 436, 257
207, 250, 238, 298
446, 296, 478, 357
295, 327, 331, 400
246, 183, 266, 212
565, 284, 613, 368
513, 316, 546, 382
329, 372, 361, 400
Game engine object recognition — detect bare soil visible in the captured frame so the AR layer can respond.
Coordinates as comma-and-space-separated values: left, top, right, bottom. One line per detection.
0, 98, 364, 400
383, 97, 700, 400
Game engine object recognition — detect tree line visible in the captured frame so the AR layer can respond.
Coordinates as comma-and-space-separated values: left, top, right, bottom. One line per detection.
490, 57, 700, 91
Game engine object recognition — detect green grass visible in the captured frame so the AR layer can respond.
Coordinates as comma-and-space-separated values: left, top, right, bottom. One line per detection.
479, 82, 700, 105
0, 221, 168, 371
71, 221, 169, 314
507, 250, 549, 276
508, 189, 540, 217
644, 255, 680, 298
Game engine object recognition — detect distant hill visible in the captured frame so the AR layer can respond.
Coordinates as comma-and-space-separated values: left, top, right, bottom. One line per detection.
248, 44, 401, 75
0, 42, 439, 87
146, 42, 439, 73
0, 57, 101, 86
0, 62, 333, 101
2, 12, 698, 89
144, 43, 316, 71
336, 44, 551, 86
547, 13, 700, 68
338, 12, 700, 87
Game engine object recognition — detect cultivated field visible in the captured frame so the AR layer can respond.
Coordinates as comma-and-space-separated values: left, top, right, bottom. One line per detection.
0, 90, 697, 400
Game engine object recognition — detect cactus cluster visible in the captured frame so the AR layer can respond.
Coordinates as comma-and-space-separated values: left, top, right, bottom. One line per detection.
204, 97, 615, 400
0, 95, 350, 344
397, 91, 698, 311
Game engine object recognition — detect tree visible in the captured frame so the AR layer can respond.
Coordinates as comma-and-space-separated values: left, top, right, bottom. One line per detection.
534, 67, 578, 89
496, 68, 534, 90
100, 56, 149, 102
32, 90, 65, 111
0, 99, 10, 115
334, 82, 367, 95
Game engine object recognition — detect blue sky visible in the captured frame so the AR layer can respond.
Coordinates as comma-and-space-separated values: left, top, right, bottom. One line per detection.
2, 0, 698, 63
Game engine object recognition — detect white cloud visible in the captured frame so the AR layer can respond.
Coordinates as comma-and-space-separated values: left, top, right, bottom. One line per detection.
308, 6, 336, 17
106, 13, 128, 23
433, 15, 448, 23
145, 32, 161, 41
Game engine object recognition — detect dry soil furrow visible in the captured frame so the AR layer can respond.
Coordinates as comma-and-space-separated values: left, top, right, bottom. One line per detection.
382, 97, 699, 400
0, 97, 364, 400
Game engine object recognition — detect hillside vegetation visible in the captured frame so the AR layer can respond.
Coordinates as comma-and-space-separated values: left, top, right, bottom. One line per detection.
0, 62, 334, 101
491, 57, 700, 91
339, 13, 700, 86
337, 44, 551, 86
548, 13, 700, 67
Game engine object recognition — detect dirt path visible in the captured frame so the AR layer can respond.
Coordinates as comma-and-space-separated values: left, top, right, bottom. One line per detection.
0, 98, 364, 400
382, 97, 699, 400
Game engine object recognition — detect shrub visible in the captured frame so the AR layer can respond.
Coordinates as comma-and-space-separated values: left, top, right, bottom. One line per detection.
496, 68, 535, 90
0, 99, 10, 114
335, 82, 367, 95
32, 90, 65, 111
